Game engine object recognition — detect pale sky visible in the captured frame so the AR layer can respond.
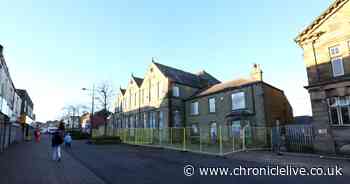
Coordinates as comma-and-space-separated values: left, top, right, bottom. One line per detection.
0, 0, 333, 122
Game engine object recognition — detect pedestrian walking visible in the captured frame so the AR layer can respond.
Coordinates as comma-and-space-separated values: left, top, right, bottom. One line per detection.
64, 133, 72, 148
51, 131, 63, 162
34, 128, 41, 143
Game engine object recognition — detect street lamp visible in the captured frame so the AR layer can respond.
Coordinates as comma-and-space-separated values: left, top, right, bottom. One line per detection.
82, 85, 95, 139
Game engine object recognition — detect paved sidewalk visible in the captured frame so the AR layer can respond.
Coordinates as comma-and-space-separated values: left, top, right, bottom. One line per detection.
227, 151, 350, 175
0, 135, 106, 184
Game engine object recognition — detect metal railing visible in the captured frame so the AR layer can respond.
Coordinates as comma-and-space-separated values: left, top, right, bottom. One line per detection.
93, 126, 271, 156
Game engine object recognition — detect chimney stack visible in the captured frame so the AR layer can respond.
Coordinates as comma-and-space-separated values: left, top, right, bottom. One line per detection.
250, 63, 263, 81
0, 44, 3, 56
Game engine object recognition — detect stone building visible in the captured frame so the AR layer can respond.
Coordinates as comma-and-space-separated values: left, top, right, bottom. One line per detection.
295, 0, 350, 153
113, 61, 293, 134
113, 61, 220, 129
186, 64, 293, 139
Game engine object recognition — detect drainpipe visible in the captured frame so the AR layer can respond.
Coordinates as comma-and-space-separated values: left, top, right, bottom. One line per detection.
311, 39, 321, 82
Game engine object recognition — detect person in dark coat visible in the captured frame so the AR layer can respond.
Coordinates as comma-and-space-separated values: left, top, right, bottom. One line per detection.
52, 131, 63, 162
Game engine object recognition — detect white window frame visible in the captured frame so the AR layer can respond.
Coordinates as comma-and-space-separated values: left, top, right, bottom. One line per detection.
209, 97, 216, 113
172, 86, 180, 97
191, 101, 199, 115
191, 124, 199, 134
331, 56, 344, 77
159, 111, 164, 129
329, 45, 341, 57
328, 97, 350, 126
231, 92, 246, 110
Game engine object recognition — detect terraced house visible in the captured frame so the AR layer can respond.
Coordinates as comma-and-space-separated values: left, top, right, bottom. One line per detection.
113, 61, 293, 135
295, 0, 350, 154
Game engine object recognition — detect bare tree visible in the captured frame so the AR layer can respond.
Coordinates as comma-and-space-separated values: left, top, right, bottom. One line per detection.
95, 81, 115, 136
61, 104, 89, 129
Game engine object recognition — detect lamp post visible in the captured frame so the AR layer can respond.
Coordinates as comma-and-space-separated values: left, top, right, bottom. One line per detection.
82, 85, 95, 139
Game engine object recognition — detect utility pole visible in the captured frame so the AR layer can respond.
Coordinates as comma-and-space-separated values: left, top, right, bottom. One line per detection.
91, 84, 95, 138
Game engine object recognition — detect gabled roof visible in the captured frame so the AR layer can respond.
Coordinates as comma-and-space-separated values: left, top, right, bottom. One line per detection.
132, 75, 144, 87
153, 62, 220, 89
119, 88, 126, 95
295, 0, 349, 44
196, 70, 221, 86
191, 78, 256, 98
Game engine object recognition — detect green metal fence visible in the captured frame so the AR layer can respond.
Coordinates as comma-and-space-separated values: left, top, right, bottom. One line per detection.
93, 126, 271, 156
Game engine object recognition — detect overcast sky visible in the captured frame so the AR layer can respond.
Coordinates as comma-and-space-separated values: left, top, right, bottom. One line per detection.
0, 0, 332, 122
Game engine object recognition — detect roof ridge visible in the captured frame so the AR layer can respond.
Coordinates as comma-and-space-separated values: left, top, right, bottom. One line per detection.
153, 62, 199, 77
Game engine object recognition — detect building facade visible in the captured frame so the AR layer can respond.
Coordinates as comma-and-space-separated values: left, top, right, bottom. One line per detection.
295, 0, 350, 153
186, 69, 293, 139
0, 44, 34, 151
112, 61, 293, 136
0, 44, 16, 120
113, 61, 220, 130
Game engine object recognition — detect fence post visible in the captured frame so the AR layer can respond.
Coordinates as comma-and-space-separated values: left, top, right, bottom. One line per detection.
232, 133, 235, 152
242, 126, 246, 151
219, 125, 223, 155
270, 128, 273, 151
183, 128, 186, 151
199, 128, 202, 153
170, 128, 173, 145
159, 128, 162, 146
124, 129, 127, 143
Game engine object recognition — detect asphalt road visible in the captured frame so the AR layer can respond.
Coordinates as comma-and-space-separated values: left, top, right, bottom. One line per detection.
66, 140, 350, 184
1, 135, 349, 184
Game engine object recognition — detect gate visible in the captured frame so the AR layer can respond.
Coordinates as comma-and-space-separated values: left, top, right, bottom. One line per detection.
272, 125, 315, 153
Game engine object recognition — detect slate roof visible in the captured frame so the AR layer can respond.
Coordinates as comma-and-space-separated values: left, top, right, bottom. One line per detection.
132, 76, 144, 87
192, 78, 256, 98
153, 62, 220, 89
120, 88, 126, 95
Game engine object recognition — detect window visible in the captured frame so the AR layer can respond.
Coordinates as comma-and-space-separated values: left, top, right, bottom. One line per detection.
209, 98, 216, 113
231, 120, 241, 137
150, 112, 156, 128
331, 57, 344, 77
143, 113, 147, 128
232, 92, 246, 110
134, 93, 137, 107
173, 110, 181, 127
157, 82, 161, 99
141, 89, 145, 104
149, 80, 152, 102
159, 111, 164, 129
328, 97, 350, 126
172, 86, 180, 97
210, 122, 217, 142
191, 124, 199, 135
191, 102, 199, 115
329, 45, 340, 57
